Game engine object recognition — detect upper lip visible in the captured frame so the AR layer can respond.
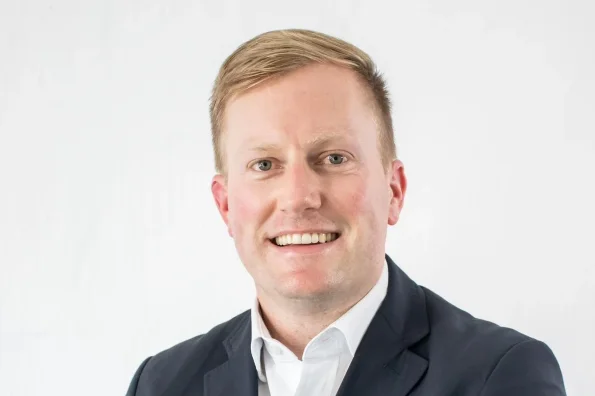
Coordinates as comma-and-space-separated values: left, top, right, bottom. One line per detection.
268, 230, 340, 239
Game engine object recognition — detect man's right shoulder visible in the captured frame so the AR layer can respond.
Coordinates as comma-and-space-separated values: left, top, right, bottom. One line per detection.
126, 309, 251, 396
148, 308, 250, 363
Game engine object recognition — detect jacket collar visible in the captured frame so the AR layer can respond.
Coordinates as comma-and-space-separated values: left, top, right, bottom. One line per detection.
204, 312, 259, 396
335, 254, 430, 396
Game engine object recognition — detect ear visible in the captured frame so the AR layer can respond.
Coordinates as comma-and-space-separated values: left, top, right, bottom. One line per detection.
388, 159, 407, 226
211, 174, 233, 237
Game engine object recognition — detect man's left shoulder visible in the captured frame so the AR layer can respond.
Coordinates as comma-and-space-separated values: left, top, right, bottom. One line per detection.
418, 286, 566, 395
421, 286, 530, 353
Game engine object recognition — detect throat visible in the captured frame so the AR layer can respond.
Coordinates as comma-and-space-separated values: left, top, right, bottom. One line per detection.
257, 296, 353, 358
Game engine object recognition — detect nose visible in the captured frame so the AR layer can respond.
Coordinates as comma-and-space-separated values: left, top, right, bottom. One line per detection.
277, 161, 322, 214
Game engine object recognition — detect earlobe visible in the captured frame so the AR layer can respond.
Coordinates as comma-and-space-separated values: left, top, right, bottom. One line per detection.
211, 174, 232, 236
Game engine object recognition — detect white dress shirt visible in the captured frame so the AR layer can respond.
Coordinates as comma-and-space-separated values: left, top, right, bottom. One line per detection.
250, 261, 389, 396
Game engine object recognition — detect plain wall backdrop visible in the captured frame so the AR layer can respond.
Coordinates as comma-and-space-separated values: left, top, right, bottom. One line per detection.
1, 0, 594, 395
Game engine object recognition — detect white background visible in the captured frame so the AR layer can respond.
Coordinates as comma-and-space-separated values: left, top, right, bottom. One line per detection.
1, 0, 594, 395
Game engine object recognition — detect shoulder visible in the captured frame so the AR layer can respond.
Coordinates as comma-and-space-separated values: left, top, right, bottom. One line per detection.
421, 286, 530, 353
479, 337, 566, 395
127, 310, 250, 396
418, 287, 565, 394
145, 309, 250, 369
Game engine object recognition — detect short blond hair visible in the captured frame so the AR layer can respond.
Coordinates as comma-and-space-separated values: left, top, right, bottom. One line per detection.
209, 29, 396, 173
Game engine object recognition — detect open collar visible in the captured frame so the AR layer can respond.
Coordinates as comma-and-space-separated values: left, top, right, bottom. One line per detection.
204, 255, 430, 396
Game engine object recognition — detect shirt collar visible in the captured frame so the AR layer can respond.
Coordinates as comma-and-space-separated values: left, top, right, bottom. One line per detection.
250, 297, 272, 381
250, 260, 389, 380
331, 260, 389, 355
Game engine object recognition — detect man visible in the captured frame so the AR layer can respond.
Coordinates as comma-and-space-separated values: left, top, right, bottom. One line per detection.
126, 29, 566, 396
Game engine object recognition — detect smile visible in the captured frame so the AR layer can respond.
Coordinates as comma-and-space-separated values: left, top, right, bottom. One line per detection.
271, 232, 340, 246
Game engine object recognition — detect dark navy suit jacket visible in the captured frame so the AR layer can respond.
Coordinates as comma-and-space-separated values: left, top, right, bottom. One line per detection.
126, 255, 566, 395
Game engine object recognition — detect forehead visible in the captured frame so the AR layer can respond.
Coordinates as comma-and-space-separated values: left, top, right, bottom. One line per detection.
222, 63, 377, 150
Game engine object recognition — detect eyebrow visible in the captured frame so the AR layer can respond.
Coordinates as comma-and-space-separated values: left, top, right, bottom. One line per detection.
247, 143, 283, 153
305, 132, 349, 148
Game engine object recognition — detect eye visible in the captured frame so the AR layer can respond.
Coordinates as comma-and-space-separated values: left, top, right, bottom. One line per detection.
326, 153, 347, 165
252, 160, 273, 171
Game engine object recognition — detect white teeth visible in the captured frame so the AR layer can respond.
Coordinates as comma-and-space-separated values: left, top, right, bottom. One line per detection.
274, 232, 338, 246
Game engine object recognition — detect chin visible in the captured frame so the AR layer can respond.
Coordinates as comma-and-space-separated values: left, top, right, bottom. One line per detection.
274, 271, 336, 299
278, 286, 332, 301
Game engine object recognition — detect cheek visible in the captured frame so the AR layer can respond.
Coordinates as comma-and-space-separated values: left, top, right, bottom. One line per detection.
329, 177, 371, 217
329, 175, 388, 225
227, 183, 271, 239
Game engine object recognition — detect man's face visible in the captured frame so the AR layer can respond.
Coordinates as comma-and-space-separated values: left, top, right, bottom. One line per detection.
212, 63, 406, 304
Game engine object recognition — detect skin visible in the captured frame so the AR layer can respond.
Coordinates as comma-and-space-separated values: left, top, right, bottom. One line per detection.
211, 63, 407, 358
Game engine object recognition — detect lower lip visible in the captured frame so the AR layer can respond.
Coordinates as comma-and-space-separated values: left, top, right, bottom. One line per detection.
268, 238, 340, 255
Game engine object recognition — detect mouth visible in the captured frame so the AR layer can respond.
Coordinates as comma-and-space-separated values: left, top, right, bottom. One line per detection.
269, 232, 340, 247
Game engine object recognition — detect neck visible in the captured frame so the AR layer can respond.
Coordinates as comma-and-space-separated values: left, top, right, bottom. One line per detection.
258, 299, 348, 358
256, 271, 381, 358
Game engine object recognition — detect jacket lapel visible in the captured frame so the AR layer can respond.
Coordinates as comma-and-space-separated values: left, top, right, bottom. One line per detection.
204, 315, 258, 396
336, 255, 430, 396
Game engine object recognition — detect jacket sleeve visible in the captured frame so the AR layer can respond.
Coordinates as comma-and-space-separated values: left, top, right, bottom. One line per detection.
479, 339, 566, 396
126, 357, 152, 396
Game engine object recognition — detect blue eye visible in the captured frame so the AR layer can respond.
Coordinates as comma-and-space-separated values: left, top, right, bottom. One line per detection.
327, 154, 346, 165
255, 160, 272, 171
